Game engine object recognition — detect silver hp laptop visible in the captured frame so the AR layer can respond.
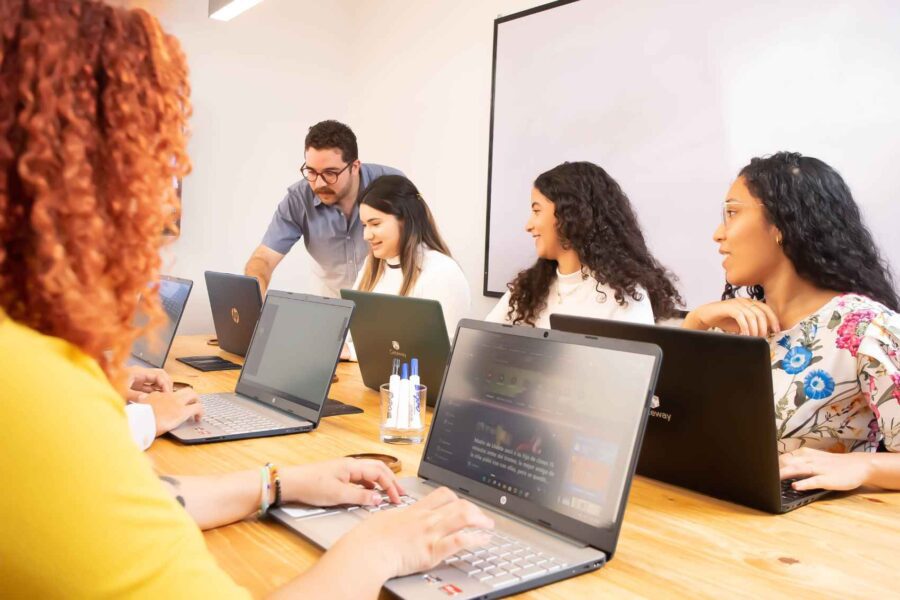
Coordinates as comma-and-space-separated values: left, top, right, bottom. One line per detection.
205, 271, 262, 356
129, 275, 193, 369
271, 319, 662, 599
340, 289, 449, 406
169, 291, 353, 444
550, 315, 830, 513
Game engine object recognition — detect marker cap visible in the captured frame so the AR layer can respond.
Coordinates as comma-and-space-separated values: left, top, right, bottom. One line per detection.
411, 358, 419, 376
402, 362, 409, 379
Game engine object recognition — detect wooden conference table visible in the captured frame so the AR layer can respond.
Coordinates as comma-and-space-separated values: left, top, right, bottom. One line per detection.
149, 335, 900, 598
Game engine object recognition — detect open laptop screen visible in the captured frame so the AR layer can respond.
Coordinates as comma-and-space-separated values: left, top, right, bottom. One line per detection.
236, 292, 351, 422
423, 325, 656, 530
131, 276, 193, 368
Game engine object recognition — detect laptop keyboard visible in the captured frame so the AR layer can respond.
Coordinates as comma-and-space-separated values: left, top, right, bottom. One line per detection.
443, 530, 570, 588
161, 293, 182, 316
357, 494, 570, 589
200, 393, 285, 434
781, 478, 820, 502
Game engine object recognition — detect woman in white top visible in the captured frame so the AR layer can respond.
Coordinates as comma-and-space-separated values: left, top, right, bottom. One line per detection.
343, 175, 469, 360
486, 161, 683, 328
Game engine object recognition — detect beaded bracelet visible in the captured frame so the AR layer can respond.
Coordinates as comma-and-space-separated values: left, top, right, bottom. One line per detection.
258, 465, 272, 518
267, 463, 282, 508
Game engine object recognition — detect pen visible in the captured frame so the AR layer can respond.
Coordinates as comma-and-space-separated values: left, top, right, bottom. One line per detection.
398, 362, 410, 430
388, 358, 400, 427
410, 358, 422, 429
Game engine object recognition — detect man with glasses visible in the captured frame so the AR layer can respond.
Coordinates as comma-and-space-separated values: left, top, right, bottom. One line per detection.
245, 120, 402, 296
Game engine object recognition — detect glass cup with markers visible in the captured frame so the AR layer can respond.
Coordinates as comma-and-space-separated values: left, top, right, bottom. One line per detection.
380, 358, 426, 443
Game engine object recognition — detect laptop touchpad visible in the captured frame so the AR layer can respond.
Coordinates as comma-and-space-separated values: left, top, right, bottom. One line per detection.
280, 509, 360, 549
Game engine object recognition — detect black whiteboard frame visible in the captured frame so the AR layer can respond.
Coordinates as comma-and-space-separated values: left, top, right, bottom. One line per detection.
483, 0, 582, 298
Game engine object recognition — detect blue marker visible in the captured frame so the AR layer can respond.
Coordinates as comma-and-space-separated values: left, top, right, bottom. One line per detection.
410, 358, 423, 428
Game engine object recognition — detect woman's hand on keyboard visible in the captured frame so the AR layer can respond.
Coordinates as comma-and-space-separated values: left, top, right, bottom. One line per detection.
124, 365, 173, 402
779, 447, 876, 491
325, 486, 495, 581
140, 388, 203, 436
281, 458, 405, 507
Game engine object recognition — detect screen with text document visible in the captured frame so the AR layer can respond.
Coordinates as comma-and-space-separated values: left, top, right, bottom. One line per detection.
424, 327, 655, 528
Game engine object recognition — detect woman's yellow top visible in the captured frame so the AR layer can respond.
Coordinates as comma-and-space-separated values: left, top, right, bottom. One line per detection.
0, 315, 249, 598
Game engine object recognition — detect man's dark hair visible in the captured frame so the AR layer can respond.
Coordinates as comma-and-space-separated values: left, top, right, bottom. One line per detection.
304, 120, 358, 163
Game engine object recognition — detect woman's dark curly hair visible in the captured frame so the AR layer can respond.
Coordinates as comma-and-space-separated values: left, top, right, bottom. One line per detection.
722, 152, 899, 312
506, 161, 683, 325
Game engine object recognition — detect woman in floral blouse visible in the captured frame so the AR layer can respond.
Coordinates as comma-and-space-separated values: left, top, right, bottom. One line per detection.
684, 152, 900, 493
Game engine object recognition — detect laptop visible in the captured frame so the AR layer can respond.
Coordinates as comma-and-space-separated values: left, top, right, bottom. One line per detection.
205, 271, 262, 356
549, 315, 830, 513
169, 291, 353, 444
339, 289, 449, 406
271, 319, 662, 599
129, 275, 193, 369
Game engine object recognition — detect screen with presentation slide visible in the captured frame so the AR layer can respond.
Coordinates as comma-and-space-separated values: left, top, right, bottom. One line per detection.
485, 0, 900, 305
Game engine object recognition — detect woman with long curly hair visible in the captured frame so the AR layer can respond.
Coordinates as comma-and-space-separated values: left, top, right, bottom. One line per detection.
684, 152, 900, 492
486, 161, 683, 327
0, 2, 491, 597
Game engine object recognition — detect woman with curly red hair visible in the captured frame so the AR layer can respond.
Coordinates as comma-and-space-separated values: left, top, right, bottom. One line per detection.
0, 2, 491, 596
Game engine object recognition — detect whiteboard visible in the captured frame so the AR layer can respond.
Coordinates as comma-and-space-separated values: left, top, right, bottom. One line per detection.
484, 0, 900, 307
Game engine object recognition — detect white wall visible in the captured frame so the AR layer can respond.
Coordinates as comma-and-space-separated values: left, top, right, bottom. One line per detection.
131, 0, 356, 333
137, 0, 900, 334
135, 0, 540, 333
345, 1, 549, 321
484, 0, 900, 308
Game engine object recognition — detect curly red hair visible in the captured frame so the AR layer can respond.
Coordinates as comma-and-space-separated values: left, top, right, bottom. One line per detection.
0, 0, 191, 390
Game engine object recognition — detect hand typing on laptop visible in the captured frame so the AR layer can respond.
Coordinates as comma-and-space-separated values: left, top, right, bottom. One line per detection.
296, 485, 494, 598
159, 457, 493, 599
779, 447, 887, 492
125, 366, 174, 400
281, 457, 408, 506
125, 366, 204, 438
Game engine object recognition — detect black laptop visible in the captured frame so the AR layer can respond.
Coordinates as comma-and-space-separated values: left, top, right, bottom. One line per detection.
204, 271, 262, 356
550, 315, 830, 513
177, 271, 262, 372
339, 290, 450, 406
129, 275, 193, 369
271, 319, 662, 599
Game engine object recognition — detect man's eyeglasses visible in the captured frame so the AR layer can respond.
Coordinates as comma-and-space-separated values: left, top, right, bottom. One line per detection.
300, 162, 352, 185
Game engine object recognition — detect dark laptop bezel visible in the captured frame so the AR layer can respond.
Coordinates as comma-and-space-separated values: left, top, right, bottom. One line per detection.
204, 270, 262, 357
339, 289, 450, 406
232, 291, 354, 426
417, 319, 662, 557
130, 274, 193, 368
549, 314, 828, 513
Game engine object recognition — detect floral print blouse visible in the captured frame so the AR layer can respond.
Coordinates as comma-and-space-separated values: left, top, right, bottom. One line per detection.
769, 294, 900, 453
